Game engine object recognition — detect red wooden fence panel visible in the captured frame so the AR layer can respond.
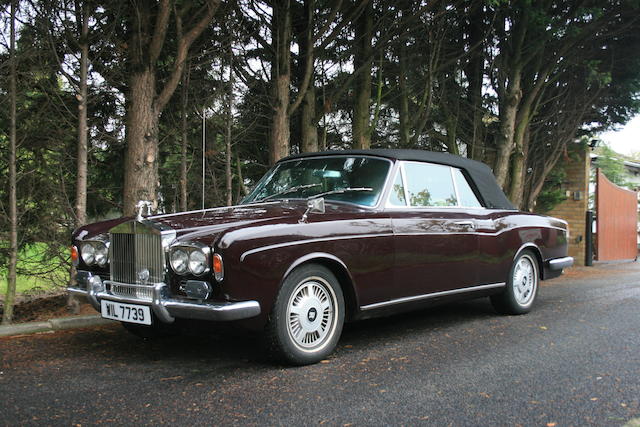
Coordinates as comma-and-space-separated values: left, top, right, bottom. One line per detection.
596, 169, 638, 261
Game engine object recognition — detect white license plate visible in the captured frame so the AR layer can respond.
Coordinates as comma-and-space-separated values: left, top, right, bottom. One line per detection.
101, 300, 152, 325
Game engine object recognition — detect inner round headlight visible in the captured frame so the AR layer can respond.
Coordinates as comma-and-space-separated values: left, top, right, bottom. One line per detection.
80, 243, 95, 265
170, 249, 189, 274
188, 250, 208, 275
94, 243, 109, 267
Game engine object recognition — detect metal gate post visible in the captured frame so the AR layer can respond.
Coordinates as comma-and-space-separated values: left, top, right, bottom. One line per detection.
585, 210, 594, 266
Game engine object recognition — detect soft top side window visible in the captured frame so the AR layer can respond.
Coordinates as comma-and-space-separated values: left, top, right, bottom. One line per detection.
387, 161, 484, 208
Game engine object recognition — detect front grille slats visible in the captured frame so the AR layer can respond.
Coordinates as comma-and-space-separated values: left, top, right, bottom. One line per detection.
110, 224, 164, 287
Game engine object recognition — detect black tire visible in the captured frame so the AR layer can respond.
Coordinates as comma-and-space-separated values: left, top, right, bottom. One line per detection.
491, 250, 539, 315
265, 264, 345, 365
121, 320, 178, 339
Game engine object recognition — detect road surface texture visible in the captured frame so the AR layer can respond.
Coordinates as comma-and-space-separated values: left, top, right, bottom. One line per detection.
1, 261, 639, 426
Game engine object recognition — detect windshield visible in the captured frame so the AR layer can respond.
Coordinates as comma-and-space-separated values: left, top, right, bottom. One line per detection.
243, 156, 391, 207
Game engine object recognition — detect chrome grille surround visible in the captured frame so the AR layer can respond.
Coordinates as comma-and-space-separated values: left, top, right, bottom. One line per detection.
108, 219, 176, 288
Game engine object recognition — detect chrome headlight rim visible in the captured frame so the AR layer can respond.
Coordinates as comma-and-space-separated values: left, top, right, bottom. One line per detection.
170, 248, 189, 275
80, 240, 110, 267
188, 250, 208, 276
80, 243, 95, 265
95, 244, 109, 267
170, 244, 211, 276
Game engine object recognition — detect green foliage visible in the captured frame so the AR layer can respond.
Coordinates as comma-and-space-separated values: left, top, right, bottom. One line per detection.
594, 144, 632, 188
536, 167, 568, 213
0, 243, 68, 294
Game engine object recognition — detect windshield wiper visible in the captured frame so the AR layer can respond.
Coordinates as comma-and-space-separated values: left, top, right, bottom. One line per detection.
309, 187, 373, 199
258, 183, 322, 202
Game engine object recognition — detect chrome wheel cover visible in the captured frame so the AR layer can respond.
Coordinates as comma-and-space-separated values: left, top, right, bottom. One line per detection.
286, 276, 337, 352
513, 255, 537, 306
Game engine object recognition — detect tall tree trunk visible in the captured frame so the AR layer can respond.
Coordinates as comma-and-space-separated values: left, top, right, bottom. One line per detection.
236, 150, 248, 201
493, 68, 521, 189
508, 121, 529, 207
180, 64, 190, 212
398, 43, 411, 148
123, 69, 160, 215
69, 0, 90, 315
269, 0, 292, 164
75, 2, 89, 227
352, 1, 373, 149
466, 4, 485, 161
122, 0, 219, 215
493, 8, 528, 189
225, 44, 234, 206
3, 0, 18, 325
301, 84, 318, 152
298, 0, 318, 153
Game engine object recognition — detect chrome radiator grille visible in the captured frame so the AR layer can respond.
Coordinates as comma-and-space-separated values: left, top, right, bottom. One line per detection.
109, 232, 165, 285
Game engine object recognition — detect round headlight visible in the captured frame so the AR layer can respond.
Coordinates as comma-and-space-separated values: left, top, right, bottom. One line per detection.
188, 250, 208, 275
94, 243, 109, 267
170, 248, 189, 275
80, 243, 95, 265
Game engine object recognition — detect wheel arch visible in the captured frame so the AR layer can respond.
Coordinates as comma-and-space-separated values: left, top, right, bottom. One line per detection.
283, 252, 359, 322
513, 243, 544, 279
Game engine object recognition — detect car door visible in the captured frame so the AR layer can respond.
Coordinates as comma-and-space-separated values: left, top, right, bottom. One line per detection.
387, 161, 485, 300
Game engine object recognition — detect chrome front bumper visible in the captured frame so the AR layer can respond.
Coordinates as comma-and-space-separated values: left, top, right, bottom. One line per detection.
68, 271, 261, 324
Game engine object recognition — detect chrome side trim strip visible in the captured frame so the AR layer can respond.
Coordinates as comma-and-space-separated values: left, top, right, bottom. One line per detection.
240, 225, 568, 262
240, 233, 394, 262
548, 256, 574, 270
360, 282, 506, 311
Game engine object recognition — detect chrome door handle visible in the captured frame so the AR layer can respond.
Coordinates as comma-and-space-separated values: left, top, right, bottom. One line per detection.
454, 221, 475, 230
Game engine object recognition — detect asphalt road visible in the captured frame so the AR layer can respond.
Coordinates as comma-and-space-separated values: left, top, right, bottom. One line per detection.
1, 262, 639, 426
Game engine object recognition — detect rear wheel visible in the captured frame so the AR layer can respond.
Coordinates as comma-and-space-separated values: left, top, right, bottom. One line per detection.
491, 250, 539, 315
266, 264, 345, 365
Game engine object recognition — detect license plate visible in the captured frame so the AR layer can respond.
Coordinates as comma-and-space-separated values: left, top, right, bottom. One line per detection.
101, 300, 152, 325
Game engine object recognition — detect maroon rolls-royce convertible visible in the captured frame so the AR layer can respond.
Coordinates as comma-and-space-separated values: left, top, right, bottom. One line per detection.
69, 149, 573, 365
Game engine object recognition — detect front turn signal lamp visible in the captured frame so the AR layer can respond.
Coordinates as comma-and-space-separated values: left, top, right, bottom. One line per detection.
71, 246, 79, 267
212, 253, 224, 282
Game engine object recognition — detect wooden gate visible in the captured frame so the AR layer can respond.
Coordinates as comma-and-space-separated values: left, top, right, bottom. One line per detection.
596, 169, 638, 261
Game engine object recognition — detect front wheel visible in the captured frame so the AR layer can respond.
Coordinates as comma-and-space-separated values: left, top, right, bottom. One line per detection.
266, 264, 345, 365
491, 250, 539, 315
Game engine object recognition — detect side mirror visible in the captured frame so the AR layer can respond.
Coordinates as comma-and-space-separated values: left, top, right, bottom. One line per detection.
307, 197, 325, 214
300, 198, 325, 223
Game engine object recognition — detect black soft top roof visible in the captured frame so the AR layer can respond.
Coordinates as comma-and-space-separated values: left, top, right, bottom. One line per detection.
281, 149, 515, 210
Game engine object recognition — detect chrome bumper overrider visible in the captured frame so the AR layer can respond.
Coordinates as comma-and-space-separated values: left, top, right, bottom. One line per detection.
68, 271, 261, 324
547, 256, 574, 271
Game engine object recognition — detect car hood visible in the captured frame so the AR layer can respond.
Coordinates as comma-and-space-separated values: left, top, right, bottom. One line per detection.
73, 200, 370, 247
146, 200, 368, 247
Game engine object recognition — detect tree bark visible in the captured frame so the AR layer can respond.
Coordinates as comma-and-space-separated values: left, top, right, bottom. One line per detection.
494, 68, 522, 189
508, 122, 529, 207
225, 43, 234, 206
69, 0, 90, 315
122, 0, 219, 215
466, 4, 485, 161
180, 66, 189, 212
299, 0, 318, 153
123, 69, 161, 215
75, 1, 89, 227
352, 1, 373, 149
269, 0, 292, 164
3, 0, 18, 325
398, 43, 411, 148
301, 84, 318, 152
